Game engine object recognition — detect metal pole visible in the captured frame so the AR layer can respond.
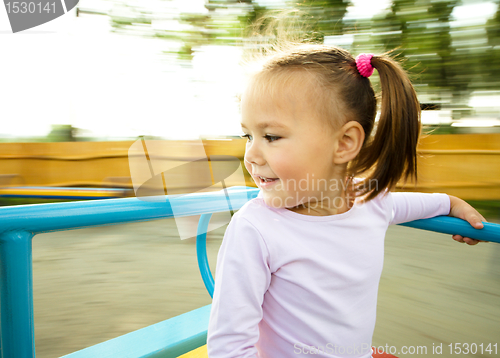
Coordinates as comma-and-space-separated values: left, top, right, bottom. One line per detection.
196, 214, 215, 298
0, 230, 35, 358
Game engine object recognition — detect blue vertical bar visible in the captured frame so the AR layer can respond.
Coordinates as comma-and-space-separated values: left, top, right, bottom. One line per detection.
196, 214, 215, 298
0, 230, 35, 358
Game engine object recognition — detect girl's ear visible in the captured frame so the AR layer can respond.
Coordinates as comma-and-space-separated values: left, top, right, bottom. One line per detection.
334, 121, 365, 164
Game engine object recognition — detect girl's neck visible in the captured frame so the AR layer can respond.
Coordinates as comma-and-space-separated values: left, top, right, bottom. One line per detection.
286, 185, 355, 217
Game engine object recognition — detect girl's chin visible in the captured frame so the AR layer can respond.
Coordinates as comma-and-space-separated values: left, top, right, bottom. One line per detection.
261, 195, 280, 208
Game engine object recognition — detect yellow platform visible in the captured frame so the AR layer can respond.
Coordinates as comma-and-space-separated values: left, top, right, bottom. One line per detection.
178, 345, 207, 358
0, 186, 130, 199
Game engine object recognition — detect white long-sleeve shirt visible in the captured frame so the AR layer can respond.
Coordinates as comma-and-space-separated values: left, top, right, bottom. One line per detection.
207, 191, 450, 358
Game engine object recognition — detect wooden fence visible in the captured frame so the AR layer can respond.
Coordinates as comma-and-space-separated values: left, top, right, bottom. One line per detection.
0, 133, 498, 200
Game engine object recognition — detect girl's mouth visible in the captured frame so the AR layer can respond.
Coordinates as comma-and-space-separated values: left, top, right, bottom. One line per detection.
256, 175, 279, 188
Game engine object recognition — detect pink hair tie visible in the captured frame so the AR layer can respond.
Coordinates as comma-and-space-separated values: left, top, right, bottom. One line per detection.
355, 53, 374, 78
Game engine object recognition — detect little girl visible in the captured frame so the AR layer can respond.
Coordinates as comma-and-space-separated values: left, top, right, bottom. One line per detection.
207, 45, 485, 358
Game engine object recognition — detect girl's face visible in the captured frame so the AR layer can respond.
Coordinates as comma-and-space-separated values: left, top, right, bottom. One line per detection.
240, 75, 347, 215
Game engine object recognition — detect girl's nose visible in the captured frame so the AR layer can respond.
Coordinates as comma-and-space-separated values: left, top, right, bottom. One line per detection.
244, 140, 265, 166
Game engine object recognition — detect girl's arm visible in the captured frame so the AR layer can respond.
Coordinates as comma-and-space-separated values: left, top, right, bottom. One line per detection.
207, 214, 271, 358
389, 192, 486, 245
389, 192, 451, 225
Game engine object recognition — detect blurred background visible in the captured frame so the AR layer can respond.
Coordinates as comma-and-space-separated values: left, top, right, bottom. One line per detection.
2, 0, 500, 142
1, 0, 499, 357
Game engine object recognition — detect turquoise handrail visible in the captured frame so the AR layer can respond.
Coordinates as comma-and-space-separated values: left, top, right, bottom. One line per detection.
0, 187, 256, 358
0, 186, 499, 358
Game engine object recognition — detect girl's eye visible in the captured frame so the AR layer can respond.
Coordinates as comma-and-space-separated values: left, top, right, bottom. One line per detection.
240, 134, 281, 143
264, 135, 280, 142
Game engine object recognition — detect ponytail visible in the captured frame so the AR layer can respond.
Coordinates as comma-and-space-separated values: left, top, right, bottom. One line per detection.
349, 55, 421, 200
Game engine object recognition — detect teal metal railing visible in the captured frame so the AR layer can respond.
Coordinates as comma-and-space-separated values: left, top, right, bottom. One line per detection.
0, 187, 499, 358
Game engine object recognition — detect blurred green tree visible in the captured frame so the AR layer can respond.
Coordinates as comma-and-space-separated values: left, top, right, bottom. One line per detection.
291, 0, 351, 40
103, 0, 500, 111
487, 0, 500, 46
108, 0, 266, 60
367, 0, 468, 109
486, 0, 500, 88
354, 0, 500, 119
46, 125, 78, 142
106, 0, 353, 58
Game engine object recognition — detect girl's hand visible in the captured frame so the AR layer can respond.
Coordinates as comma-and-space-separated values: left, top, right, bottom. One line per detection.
448, 195, 487, 245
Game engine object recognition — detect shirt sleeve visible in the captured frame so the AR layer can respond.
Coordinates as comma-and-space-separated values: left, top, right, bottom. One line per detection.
389, 192, 451, 225
207, 213, 271, 358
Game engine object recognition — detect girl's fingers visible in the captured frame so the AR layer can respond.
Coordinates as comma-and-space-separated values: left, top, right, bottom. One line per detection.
452, 234, 481, 245
465, 213, 484, 229
464, 237, 480, 245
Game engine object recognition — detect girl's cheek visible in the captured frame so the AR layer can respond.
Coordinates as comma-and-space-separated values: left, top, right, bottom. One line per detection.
271, 159, 296, 181
244, 161, 254, 179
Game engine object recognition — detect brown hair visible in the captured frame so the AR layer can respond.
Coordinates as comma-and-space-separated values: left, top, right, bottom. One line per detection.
246, 44, 421, 200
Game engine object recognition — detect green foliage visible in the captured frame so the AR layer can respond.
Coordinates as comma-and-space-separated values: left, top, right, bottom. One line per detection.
292, 0, 351, 37
348, 0, 500, 116
369, 0, 460, 90
46, 125, 78, 142
486, 1, 500, 87
0, 197, 79, 207
108, 0, 263, 60
103, 0, 500, 112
